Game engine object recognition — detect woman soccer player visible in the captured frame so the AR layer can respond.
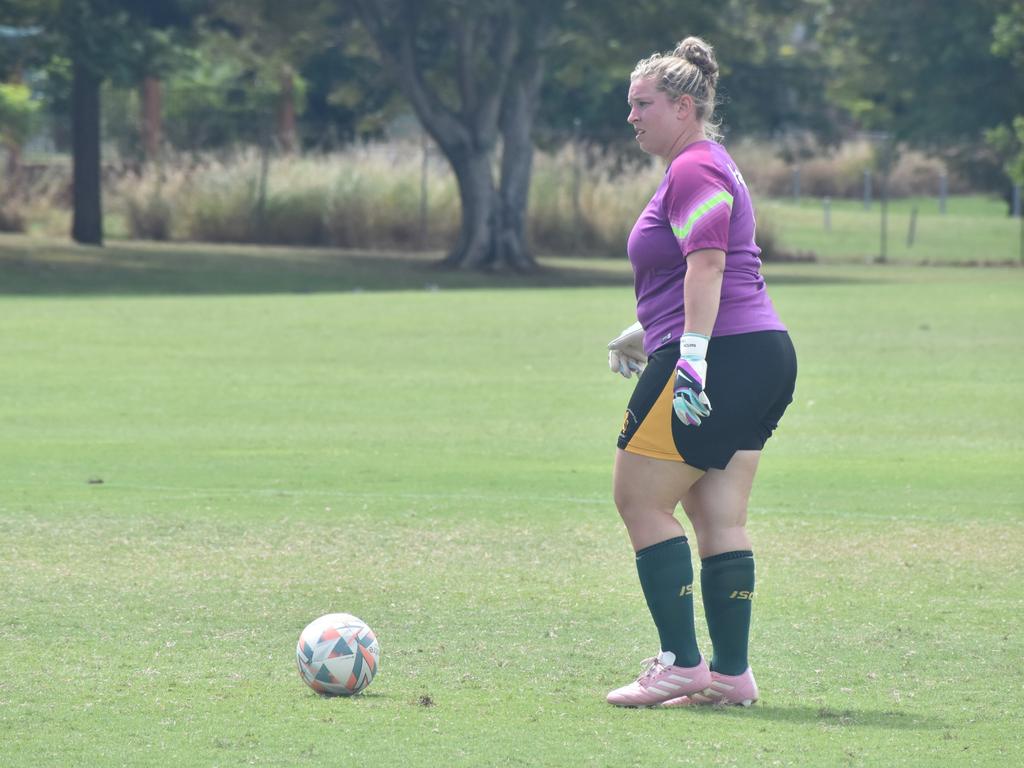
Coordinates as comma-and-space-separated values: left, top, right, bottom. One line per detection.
605, 37, 797, 708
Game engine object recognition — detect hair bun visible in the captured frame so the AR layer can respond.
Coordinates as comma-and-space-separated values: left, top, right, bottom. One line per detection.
674, 36, 719, 85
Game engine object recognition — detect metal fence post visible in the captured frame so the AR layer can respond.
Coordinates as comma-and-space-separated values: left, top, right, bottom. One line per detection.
572, 118, 582, 252
1015, 184, 1023, 265
420, 131, 429, 249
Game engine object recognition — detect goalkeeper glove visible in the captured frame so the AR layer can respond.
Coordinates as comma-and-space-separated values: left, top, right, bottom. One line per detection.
673, 332, 712, 426
607, 321, 647, 379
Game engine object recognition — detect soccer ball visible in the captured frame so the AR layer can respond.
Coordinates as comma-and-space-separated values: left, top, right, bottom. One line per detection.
295, 613, 380, 696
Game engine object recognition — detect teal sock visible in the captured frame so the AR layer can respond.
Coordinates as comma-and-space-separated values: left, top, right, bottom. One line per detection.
634, 536, 701, 667
700, 550, 755, 675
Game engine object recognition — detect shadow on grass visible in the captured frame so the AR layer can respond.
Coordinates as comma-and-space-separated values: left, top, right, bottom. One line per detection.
0, 235, 880, 297
679, 703, 948, 731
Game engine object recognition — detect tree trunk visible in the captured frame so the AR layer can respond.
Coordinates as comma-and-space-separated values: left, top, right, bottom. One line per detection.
140, 76, 162, 164
494, 135, 535, 270
71, 55, 103, 246
354, 1, 553, 271
441, 146, 500, 268
277, 68, 297, 154
497, 64, 544, 270
434, 76, 544, 272
4, 142, 22, 196
4, 68, 24, 195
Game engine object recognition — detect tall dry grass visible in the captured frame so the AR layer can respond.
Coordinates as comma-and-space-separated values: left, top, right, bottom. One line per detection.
16, 138, 967, 256
110, 145, 462, 249
109, 144, 675, 257
0, 159, 72, 235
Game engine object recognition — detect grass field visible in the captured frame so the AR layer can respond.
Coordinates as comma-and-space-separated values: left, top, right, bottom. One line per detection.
1, 237, 1022, 767
762, 195, 1023, 264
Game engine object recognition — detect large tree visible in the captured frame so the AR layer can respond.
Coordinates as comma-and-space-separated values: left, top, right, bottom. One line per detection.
354, 0, 565, 270
22, 0, 207, 245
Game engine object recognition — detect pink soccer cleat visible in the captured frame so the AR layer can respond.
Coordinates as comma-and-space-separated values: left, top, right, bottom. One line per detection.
660, 667, 759, 707
606, 652, 712, 707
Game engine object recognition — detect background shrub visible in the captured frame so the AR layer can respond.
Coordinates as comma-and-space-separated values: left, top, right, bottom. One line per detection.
0, 201, 26, 233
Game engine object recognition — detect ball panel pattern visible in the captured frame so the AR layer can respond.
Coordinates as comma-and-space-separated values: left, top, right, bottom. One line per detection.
296, 613, 380, 696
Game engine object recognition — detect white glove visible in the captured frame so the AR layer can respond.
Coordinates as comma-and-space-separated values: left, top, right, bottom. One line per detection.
673, 332, 712, 426
607, 321, 647, 379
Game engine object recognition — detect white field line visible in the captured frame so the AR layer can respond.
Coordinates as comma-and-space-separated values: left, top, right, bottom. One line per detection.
0, 482, 1002, 522
58, 484, 611, 506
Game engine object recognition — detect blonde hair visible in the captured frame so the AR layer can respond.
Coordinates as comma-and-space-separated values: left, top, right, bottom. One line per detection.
631, 37, 722, 142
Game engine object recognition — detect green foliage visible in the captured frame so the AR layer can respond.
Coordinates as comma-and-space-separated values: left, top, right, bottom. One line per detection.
819, 0, 1023, 144
54, 0, 204, 81
991, 1, 1024, 68
538, 1, 832, 147
0, 1, 57, 79
815, 0, 1024, 204
10, 1, 207, 154
699, 1, 834, 141
984, 122, 1024, 187
0, 0, 60, 25
300, 25, 401, 143
989, 3, 1024, 188
156, 33, 284, 149
0, 82, 39, 145
211, 0, 332, 64
539, 0, 716, 145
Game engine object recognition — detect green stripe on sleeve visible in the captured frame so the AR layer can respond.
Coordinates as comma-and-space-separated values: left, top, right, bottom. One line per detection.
671, 190, 734, 241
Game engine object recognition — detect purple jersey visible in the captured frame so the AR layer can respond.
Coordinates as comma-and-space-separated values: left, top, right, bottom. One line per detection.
627, 140, 786, 356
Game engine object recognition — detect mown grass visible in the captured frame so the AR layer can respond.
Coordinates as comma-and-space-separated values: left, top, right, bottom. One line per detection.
762, 195, 1022, 264
0, 236, 1021, 767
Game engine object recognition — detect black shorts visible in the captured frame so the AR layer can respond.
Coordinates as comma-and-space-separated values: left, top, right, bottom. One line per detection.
617, 331, 797, 471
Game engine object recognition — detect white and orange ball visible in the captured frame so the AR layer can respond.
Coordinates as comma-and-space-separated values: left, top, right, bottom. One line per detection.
296, 613, 380, 696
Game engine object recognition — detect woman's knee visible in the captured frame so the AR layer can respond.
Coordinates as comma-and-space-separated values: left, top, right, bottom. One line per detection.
681, 498, 748, 548
614, 497, 688, 551
616, 499, 679, 530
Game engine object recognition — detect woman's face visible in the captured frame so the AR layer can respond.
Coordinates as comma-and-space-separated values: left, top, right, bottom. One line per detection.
627, 77, 690, 161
